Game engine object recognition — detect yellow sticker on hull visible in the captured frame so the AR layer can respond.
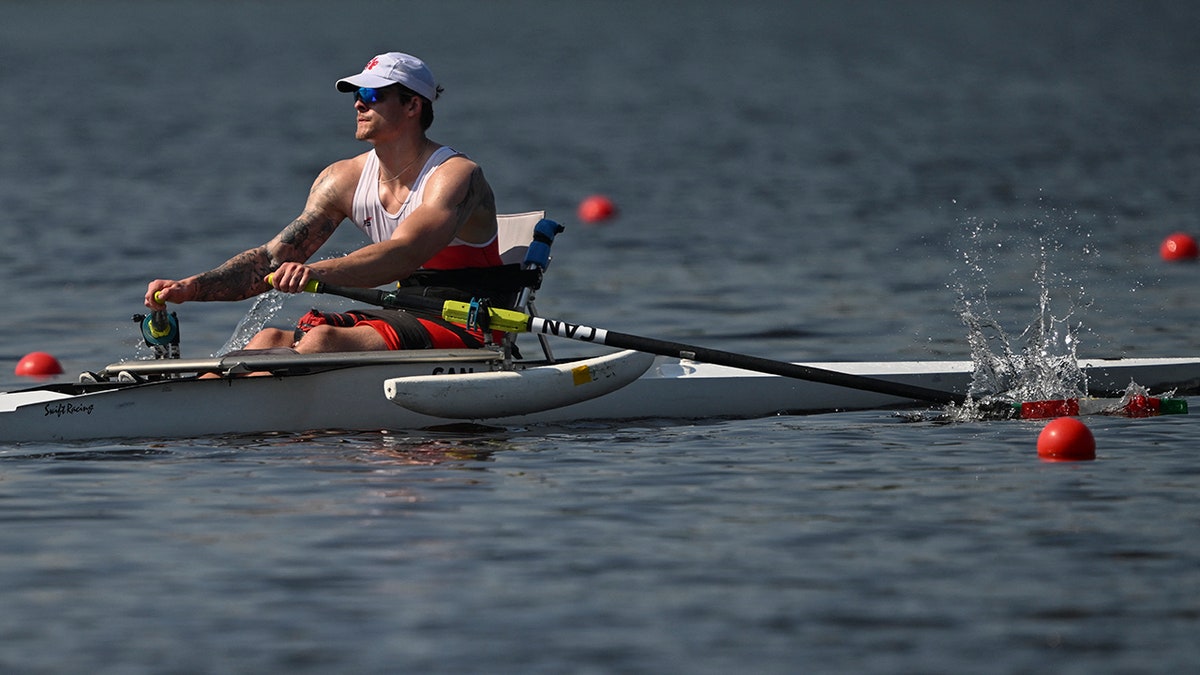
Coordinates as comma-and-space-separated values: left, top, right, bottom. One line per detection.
571, 365, 592, 386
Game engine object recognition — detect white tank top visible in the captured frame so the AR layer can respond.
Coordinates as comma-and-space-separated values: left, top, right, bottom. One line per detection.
350, 145, 459, 243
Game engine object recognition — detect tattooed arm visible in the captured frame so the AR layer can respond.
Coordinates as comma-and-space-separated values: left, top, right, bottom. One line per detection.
288, 156, 497, 289
145, 162, 353, 308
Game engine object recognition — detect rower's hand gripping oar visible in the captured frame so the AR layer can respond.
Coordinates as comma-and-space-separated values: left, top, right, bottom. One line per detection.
276, 276, 967, 406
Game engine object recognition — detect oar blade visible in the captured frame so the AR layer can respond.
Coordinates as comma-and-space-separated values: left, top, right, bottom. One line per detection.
1018, 396, 1188, 419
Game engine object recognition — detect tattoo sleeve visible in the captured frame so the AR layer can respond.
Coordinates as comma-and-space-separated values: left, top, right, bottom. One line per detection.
190, 246, 278, 302
190, 171, 343, 301
273, 209, 341, 265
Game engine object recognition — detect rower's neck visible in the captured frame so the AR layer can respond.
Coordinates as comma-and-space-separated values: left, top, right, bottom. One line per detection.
376, 138, 432, 183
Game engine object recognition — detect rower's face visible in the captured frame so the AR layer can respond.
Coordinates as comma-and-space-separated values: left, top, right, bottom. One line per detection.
353, 86, 416, 141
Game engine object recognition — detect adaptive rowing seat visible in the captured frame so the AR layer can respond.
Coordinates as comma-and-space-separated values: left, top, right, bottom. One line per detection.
497, 211, 550, 265
494, 211, 564, 362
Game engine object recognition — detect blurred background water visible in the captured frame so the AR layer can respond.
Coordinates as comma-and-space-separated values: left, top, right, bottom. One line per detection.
1, 1, 1198, 672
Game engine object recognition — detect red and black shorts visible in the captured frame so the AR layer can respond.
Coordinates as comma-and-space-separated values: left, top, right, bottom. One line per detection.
295, 308, 503, 350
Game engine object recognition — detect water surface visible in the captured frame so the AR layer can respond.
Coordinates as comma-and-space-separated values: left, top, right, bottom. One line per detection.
1, 1, 1198, 672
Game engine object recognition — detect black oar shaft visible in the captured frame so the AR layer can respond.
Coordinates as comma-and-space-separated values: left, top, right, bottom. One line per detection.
309, 281, 966, 406
528, 317, 966, 405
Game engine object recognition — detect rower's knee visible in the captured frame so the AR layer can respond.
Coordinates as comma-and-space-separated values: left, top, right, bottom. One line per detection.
244, 327, 295, 350
294, 325, 385, 353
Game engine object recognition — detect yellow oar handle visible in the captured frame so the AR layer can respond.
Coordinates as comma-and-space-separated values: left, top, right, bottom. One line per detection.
265, 274, 322, 293
153, 290, 166, 305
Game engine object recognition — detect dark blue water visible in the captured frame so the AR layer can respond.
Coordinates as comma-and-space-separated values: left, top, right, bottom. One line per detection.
1, 1, 1199, 672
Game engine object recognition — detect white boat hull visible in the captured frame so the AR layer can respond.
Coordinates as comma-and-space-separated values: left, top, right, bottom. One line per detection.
1, 351, 1198, 445
481, 356, 1200, 423
0, 350, 502, 445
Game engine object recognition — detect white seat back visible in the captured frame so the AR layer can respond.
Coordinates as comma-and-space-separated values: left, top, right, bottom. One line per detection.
497, 211, 547, 265
494, 211, 557, 361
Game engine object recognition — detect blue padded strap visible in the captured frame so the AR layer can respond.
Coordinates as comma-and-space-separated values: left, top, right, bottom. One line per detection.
523, 219, 565, 271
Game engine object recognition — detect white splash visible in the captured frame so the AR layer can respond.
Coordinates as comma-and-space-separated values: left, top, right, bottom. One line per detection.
945, 209, 1098, 419
215, 291, 290, 355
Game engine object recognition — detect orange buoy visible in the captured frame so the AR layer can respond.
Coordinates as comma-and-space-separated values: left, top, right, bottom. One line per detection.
15, 351, 64, 378
1160, 232, 1198, 261
578, 195, 616, 224
1037, 417, 1096, 462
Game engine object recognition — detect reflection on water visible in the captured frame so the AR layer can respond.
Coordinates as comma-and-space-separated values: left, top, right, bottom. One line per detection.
177, 425, 512, 466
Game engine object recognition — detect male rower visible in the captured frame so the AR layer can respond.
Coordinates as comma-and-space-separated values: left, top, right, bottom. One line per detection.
145, 52, 509, 353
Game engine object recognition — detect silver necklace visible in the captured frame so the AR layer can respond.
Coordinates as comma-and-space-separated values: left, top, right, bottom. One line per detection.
379, 148, 425, 183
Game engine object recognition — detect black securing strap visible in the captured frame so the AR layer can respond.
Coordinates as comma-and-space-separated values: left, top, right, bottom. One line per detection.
398, 264, 542, 296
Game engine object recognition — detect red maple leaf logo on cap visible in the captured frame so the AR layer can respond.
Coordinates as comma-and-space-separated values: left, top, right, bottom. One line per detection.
366, 57, 380, 70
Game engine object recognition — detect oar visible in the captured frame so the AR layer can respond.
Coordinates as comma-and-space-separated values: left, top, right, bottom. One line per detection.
276, 277, 968, 406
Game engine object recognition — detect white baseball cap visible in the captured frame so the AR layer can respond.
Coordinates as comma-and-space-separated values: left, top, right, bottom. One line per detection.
335, 52, 440, 102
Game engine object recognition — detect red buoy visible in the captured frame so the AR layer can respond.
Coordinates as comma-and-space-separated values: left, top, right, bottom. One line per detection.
15, 351, 64, 378
1160, 233, 1198, 261
1037, 417, 1096, 462
578, 195, 616, 224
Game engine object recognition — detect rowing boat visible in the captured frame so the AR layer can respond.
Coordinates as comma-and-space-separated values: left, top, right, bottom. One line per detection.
5, 211, 1195, 445
2, 348, 1197, 445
